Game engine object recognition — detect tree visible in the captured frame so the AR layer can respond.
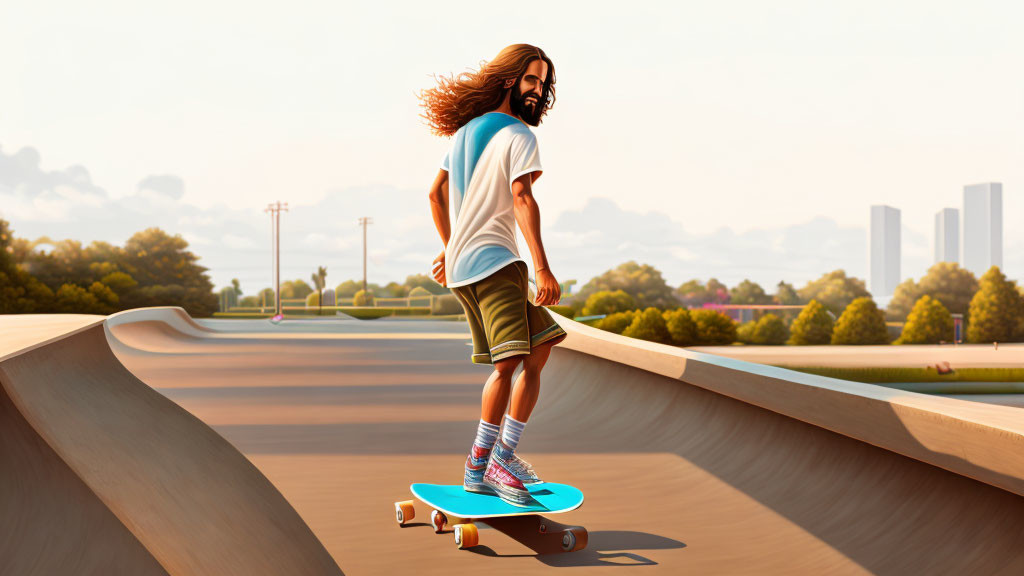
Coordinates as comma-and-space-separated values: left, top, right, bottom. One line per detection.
597, 310, 638, 335
832, 297, 889, 345
896, 295, 954, 344
575, 261, 678, 309
752, 313, 789, 345
622, 307, 672, 344
788, 300, 833, 345
311, 266, 327, 313
690, 309, 737, 345
337, 280, 386, 298
52, 282, 118, 315
405, 273, 450, 295
582, 290, 636, 316
966, 267, 1023, 343
730, 280, 773, 305
662, 308, 697, 346
257, 288, 275, 309
798, 270, 870, 315
281, 279, 314, 300
118, 228, 217, 317
887, 263, 978, 322
774, 281, 801, 305
676, 278, 730, 307
384, 281, 409, 298
219, 286, 238, 312
0, 219, 54, 312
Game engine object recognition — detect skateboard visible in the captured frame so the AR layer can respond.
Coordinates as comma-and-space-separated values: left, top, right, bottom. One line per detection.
394, 482, 587, 552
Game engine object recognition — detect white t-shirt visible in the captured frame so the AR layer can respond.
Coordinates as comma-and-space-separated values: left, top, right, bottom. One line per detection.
440, 112, 543, 287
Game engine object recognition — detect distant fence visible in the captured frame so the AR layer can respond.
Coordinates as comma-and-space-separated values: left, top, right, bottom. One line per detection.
225, 294, 440, 314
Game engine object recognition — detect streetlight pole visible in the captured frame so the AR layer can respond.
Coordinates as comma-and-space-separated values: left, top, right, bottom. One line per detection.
358, 216, 373, 293
265, 201, 289, 316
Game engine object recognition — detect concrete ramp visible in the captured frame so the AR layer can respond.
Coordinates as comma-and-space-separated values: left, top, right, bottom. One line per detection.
0, 315, 342, 576
102, 308, 1024, 573
522, 316, 1024, 573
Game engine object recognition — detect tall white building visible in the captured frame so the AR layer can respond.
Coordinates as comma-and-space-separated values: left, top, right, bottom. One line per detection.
870, 205, 901, 297
961, 182, 1003, 278
934, 208, 959, 264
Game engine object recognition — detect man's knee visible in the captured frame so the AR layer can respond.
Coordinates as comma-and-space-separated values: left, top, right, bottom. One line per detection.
494, 355, 523, 378
524, 338, 560, 370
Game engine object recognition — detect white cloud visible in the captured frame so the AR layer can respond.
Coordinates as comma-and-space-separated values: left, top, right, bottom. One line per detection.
0, 144, 1010, 296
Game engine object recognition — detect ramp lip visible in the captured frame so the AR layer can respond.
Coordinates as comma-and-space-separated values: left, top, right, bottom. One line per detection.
552, 313, 1024, 496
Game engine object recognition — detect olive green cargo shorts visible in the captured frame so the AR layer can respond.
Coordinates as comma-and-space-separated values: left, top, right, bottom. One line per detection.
451, 260, 567, 364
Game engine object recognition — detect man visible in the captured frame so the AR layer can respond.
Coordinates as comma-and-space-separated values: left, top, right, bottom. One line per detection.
421, 44, 567, 507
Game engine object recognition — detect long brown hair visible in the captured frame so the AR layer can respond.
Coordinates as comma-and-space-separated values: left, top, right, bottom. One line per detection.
419, 44, 556, 137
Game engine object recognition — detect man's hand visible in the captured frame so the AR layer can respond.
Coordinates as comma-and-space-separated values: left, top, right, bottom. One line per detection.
431, 250, 446, 287
534, 268, 561, 306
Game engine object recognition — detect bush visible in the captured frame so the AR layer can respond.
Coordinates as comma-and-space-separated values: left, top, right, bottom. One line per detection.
832, 297, 889, 345
622, 307, 672, 344
690, 309, 737, 345
597, 310, 638, 334
408, 286, 432, 298
752, 313, 789, 345
967, 267, 1023, 343
306, 292, 320, 307
788, 300, 834, 345
431, 294, 463, 315
662, 308, 697, 346
582, 289, 636, 317
737, 321, 757, 344
353, 289, 375, 306
895, 295, 954, 344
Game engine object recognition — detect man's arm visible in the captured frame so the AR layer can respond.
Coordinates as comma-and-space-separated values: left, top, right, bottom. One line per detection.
511, 173, 560, 305
429, 169, 450, 246
429, 169, 450, 286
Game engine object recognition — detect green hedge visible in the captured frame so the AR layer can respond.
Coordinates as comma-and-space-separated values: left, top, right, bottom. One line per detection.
780, 365, 1024, 384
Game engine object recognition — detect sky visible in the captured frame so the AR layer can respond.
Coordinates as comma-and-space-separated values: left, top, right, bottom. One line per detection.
1, 1, 1022, 295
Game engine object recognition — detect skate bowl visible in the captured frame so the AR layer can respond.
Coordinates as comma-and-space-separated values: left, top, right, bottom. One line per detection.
6, 307, 1024, 574
0, 314, 342, 575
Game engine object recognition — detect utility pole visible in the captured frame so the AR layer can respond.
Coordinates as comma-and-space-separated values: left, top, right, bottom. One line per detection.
358, 216, 373, 293
265, 201, 289, 316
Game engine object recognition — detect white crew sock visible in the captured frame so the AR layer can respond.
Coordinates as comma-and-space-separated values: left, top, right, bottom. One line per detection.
501, 415, 527, 452
473, 419, 500, 451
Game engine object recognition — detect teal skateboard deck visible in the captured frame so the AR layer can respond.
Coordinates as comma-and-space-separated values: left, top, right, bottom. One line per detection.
411, 482, 583, 518
395, 483, 587, 552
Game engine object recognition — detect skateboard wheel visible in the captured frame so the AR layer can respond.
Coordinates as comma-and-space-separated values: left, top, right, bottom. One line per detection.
431, 510, 447, 533
454, 523, 479, 549
395, 500, 415, 525
562, 528, 588, 552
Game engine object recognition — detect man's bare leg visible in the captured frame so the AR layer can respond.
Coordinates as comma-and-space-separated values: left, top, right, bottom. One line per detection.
508, 337, 562, 422
482, 356, 523, 424
466, 356, 524, 493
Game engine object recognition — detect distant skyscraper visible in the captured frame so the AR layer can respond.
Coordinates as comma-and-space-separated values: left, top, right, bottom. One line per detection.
934, 208, 959, 264
870, 205, 901, 297
961, 182, 1003, 277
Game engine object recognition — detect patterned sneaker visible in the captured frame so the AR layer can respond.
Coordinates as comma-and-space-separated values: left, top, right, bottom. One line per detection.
483, 440, 533, 507
463, 445, 495, 494
508, 453, 542, 484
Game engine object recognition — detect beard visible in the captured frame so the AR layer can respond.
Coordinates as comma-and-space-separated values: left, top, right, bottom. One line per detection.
509, 84, 544, 126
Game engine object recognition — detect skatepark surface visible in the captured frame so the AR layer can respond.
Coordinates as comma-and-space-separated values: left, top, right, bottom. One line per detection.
4, 307, 1024, 574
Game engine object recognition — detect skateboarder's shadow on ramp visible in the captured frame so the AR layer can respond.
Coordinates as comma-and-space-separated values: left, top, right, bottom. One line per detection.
468, 529, 685, 567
